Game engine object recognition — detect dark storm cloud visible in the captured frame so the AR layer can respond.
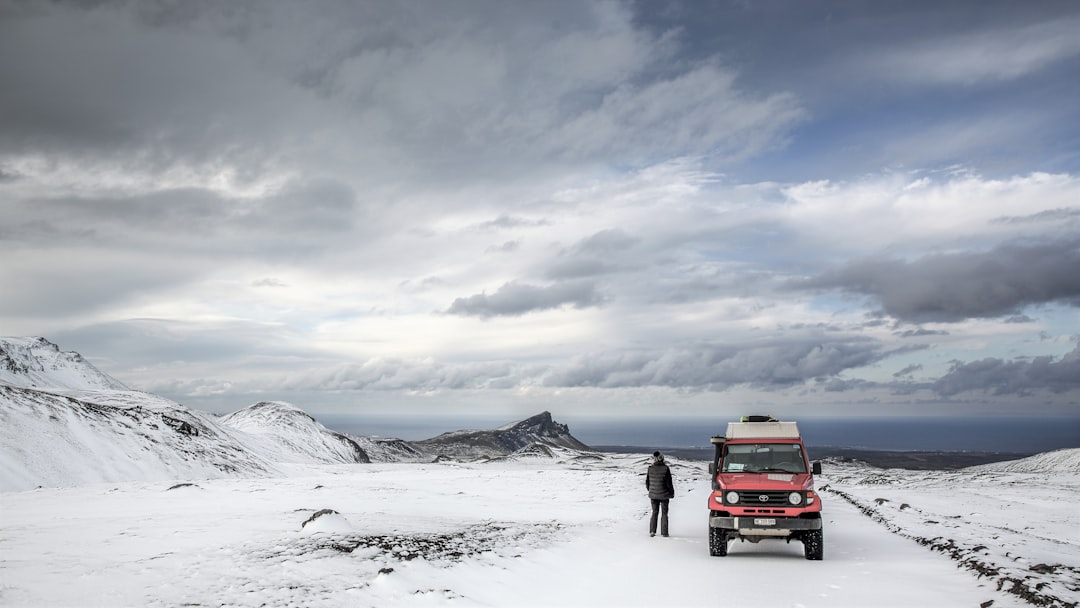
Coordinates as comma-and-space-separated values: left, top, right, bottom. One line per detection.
0, 1, 305, 173
0, 165, 19, 183
251, 178, 358, 233
8, 188, 228, 244
570, 229, 640, 254
277, 358, 538, 393
895, 328, 949, 338
0, 0, 808, 188
894, 363, 924, 378
474, 215, 550, 231
992, 207, 1080, 226
0, 255, 205, 317
446, 281, 603, 318
50, 318, 310, 367
6, 178, 357, 247
801, 237, 1080, 322
932, 343, 1080, 396
544, 229, 641, 280
543, 335, 888, 390
0, 176, 359, 319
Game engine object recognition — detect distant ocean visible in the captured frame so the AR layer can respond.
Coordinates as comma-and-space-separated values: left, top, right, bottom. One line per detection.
319, 414, 1080, 454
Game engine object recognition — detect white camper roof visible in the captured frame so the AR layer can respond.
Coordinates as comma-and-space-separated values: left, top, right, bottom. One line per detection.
726, 421, 800, 439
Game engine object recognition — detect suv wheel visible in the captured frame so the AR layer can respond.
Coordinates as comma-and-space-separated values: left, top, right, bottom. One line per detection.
708, 526, 728, 557
803, 529, 823, 560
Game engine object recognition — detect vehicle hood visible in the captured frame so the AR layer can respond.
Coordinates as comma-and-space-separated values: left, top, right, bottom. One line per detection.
716, 472, 814, 490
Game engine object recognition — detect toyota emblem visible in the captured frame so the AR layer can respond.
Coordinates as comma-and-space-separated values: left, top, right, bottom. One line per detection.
758, 495, 769, 502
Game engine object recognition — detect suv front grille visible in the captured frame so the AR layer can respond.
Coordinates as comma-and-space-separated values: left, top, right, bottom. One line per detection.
733, 491, 789, 506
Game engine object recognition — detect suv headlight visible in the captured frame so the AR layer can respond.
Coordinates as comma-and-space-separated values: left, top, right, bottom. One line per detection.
725, 491, 740, 504
788, 492, 803, 505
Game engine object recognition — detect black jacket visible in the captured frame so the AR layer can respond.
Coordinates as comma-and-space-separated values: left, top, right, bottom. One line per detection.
646, 462, 675, 500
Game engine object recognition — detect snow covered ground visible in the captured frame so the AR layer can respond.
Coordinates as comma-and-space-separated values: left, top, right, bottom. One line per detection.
4, 451, 1076, 608
822, 452, 1080, 608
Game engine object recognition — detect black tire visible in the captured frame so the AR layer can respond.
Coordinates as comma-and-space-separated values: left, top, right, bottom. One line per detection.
708, 526, 729, 557
803, 529, 823, 560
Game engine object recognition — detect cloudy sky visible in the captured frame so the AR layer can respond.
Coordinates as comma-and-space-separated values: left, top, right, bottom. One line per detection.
2, 0, 1079, 425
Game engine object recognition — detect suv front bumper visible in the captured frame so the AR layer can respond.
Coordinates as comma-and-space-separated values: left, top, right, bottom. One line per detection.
709, 515, 822, 535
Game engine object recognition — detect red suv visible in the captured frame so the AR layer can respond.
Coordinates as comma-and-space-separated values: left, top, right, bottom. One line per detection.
707, 416, 823, 560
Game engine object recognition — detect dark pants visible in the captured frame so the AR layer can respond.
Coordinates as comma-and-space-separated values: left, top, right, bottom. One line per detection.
650, 499, 669, 536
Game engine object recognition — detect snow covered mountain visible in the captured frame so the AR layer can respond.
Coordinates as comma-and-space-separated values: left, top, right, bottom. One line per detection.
0, 338, 596, 490
219, 401, 370, 465
0, 336, 129, 390
0, 336, 287, 490
0, 338, 374, 489
0, 383, 281, 490
414, 411, 591, 458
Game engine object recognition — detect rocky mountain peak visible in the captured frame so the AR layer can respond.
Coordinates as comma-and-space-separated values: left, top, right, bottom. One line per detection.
418, 411, 591, 458
499, 411, 570, 437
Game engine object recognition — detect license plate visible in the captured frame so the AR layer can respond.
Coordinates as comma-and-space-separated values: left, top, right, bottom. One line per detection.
754, 518, 776, 526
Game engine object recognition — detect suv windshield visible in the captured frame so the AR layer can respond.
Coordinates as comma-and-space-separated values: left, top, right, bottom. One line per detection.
722, 443, 806, 473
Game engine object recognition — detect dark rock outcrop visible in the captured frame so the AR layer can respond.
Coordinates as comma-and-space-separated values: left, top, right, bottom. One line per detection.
415, 411, 591, 459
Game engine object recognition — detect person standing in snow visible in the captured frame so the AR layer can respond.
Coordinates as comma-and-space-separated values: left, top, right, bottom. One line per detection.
646, 450, 675, 537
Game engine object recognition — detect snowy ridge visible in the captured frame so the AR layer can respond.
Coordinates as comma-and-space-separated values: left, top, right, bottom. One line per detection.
0, 384, 280, 490
966, 447, 1080, 473
0, 336, 129, 390
0, 339, 377, 489
219, 401, 370, 465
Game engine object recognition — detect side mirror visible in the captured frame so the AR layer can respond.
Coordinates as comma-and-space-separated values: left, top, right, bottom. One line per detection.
708, 463, 716, 476
812, 461, 822, 475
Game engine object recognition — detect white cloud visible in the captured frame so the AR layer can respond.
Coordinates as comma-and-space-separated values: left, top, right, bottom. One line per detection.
779, 171, 1080, 257
862, 16, 1080, 86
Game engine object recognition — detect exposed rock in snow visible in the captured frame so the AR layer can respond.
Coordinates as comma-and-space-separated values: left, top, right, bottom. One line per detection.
219, 401, 371, 464
300, 508, 354, 533
348, 435, 427, 463
415, 411, 591, 459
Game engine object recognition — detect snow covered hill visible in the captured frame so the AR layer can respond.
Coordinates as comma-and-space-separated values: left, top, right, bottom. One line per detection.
414, 410, 591, 458
219, 401, 371, 465
966, 447, 1080, 473
0, 337, 288, 489
1, 338, 377, 490
0, 336, 129, 390
0, 383, 281, 490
